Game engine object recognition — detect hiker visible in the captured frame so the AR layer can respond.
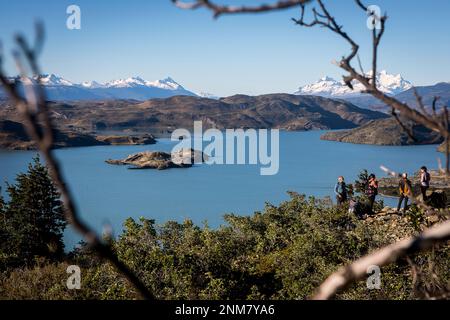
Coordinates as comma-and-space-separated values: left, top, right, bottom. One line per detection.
420, 166, 431, 201
397, 173, 412, 213
366, 173, 379, 213
335, 176, 348, 205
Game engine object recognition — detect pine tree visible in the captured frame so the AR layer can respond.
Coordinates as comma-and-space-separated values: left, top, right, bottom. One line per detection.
0, 190, 7, 261
2, 156, 66, 267
354, 169, 369, 194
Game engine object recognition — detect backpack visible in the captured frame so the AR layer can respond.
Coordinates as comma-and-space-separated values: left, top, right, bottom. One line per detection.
423, 172, 430, 185
365, 181, 378, 196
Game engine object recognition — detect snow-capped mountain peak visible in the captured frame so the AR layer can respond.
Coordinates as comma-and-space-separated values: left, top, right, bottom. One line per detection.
103, 76, 182, 90
372, 70, 413, 95
295, 70, 412, 97
1, 74, 198, 100
80, 80, 105, 88
146, 77, 182, 90
38, 74, 74, 86
105, 76, 147, 88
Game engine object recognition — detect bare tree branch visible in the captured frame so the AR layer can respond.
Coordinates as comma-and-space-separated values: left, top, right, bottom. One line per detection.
312, 220, 450, 300
391, 108, 418, 143
0, 23, 153, 300
172, 0, 312, 18
413, 88, 429, 116
443, 106, 450, 173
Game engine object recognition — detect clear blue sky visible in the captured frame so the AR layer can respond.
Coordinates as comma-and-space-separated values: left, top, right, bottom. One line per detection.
1, 0, 449, 96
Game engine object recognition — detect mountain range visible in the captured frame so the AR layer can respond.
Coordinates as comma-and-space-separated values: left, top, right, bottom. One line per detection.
0, 74, 197, 101
295, 70, 449, 112
1, 72, 448, 114
294, 70, 413, 97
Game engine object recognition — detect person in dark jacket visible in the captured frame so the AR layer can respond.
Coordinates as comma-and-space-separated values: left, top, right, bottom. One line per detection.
366, 173, 378, 213
397, 173, 412, 213
335, 176, 348, 205
419, 166, 431, 201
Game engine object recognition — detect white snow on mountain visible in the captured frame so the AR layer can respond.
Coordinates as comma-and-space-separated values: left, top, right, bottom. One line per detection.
146, 77, 182, 90
80, 80, 105, 88
38, 74, 74, 86
14, 74, 189, 91
104, 76, 148, 88
81, 76, 184, 90
294, 70, 413, 97
1, 74, 198, 100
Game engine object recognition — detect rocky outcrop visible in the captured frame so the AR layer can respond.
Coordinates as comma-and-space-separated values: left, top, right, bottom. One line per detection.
427, 190, 448, 209
106, 148, 208, 170
0, 120, 35, 150
0, 120, 108, 150
321, 117, 443, 146
363, 206, 445, 242
95, 134, 156, 145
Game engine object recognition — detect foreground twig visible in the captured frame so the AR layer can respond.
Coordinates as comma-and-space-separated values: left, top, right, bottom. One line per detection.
172, 0, 312, 18
312, 220, 450, 300
0, 23, 153, 300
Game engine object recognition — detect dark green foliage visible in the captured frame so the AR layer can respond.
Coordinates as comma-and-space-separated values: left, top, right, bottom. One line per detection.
405, 204, 425, 232
0, 191, 7, 264
0, 168, 448, 300
352, 169, 384, 214
2, 192, 446, 300
354, 169, 370, 194
0, 156, 66, 269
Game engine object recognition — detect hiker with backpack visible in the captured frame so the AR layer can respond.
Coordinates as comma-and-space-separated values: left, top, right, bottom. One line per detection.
366, 173, 378, 213
397, 173, 412, 213
335, 176, 348, 205
420, 166, 431, 201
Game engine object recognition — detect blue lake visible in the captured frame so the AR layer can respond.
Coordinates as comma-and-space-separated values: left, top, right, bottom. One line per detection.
0, 131, 444, 249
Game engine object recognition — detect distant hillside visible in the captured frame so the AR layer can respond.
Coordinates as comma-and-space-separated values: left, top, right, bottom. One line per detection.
393, 82, 450, 111
0, 119, 156, 150
8, 94, 386, 132
0, 94, 388, 149
0, 120, 107, 150
321, 117, 443, 146
345, 82, 450, 112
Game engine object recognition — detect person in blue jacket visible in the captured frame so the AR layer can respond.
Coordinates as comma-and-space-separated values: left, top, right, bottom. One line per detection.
335, 176, 348, 205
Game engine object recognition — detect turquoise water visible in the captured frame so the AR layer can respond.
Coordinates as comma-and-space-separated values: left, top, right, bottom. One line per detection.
0, 131, 444, 249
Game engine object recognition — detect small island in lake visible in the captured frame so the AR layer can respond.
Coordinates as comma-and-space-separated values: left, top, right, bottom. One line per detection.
106, 148, 208, 170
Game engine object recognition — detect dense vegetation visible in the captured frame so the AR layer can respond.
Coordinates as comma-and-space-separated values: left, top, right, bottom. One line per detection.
0, 159, 448, 299
0, 157, 66, 269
